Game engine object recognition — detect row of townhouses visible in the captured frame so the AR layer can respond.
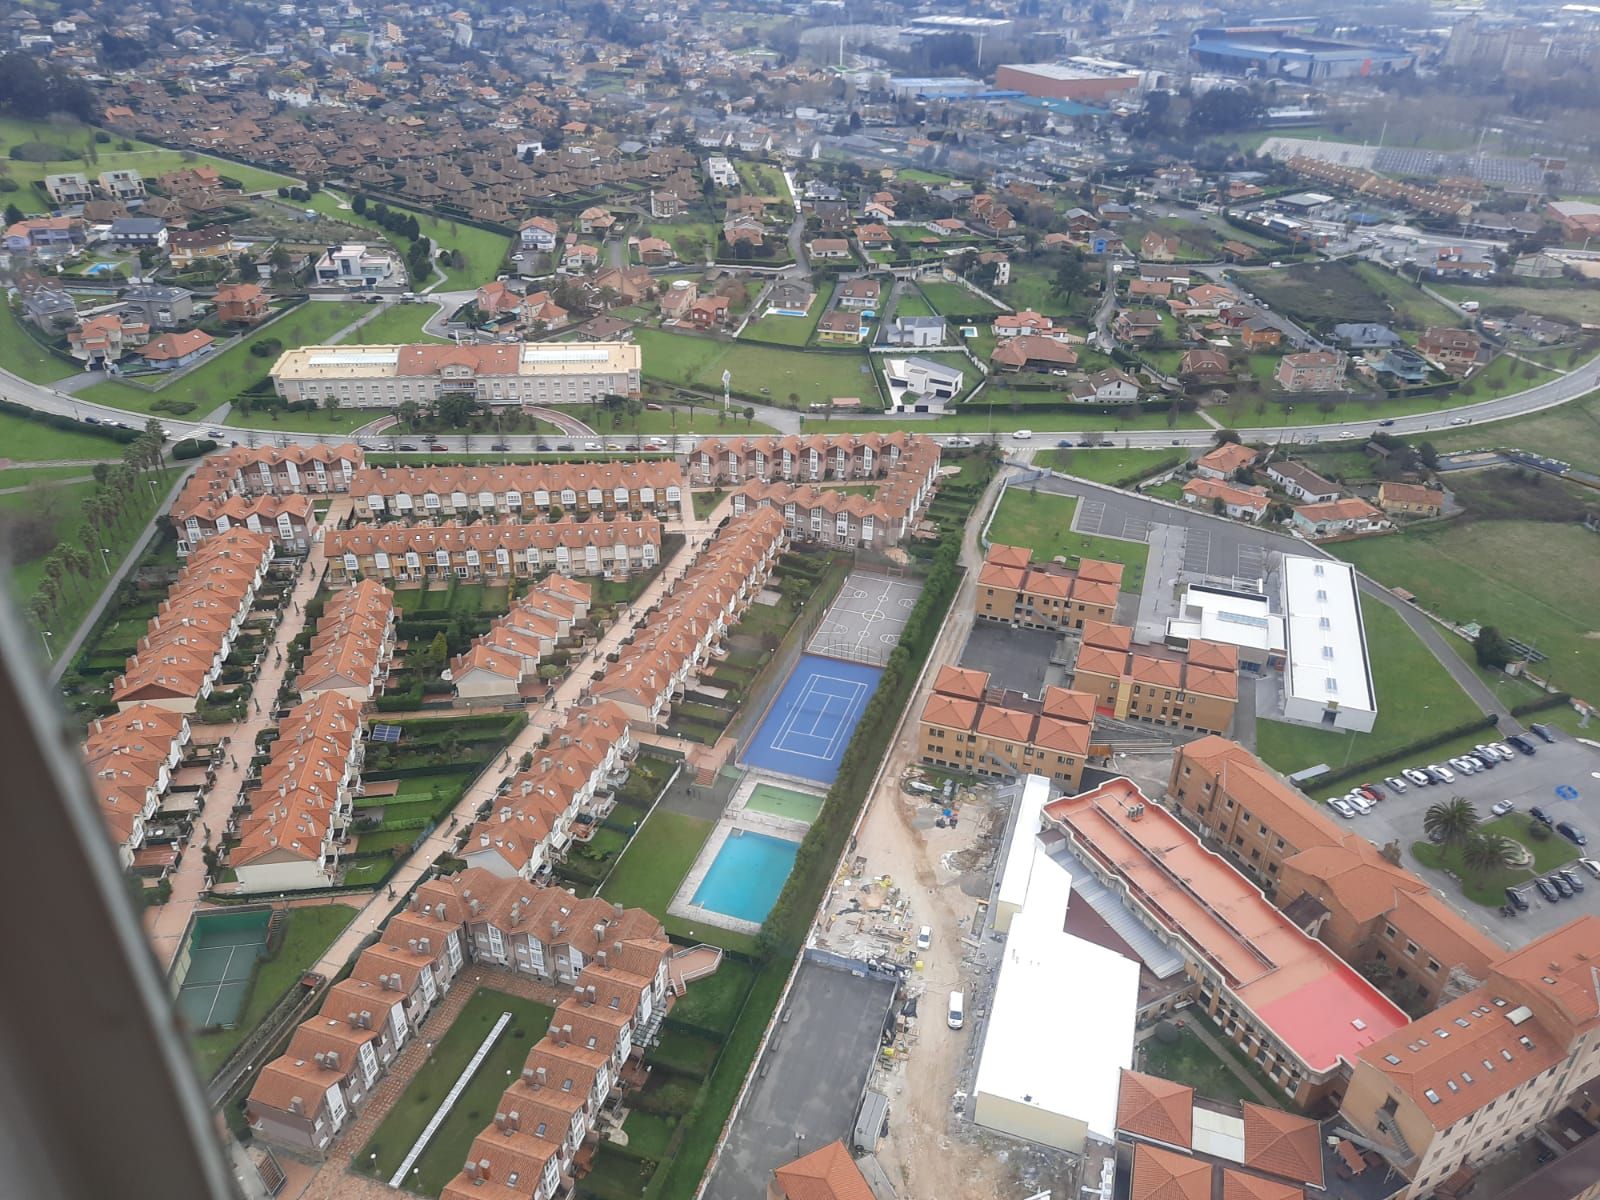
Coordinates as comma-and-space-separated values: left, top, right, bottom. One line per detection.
82, 705, 198, 870
293, 580, 399, 702
975, 542, 1125, 632
326, 516, 663, 585
112, 528, 276, 712
347, 462, 689, 525
447, 576, 592, 704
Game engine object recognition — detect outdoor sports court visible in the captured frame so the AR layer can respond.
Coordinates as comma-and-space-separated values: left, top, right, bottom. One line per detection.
745, 782, 825, 824
744, 654, 885, 784
807, 572, 922, 665
175, 910, 269, 1030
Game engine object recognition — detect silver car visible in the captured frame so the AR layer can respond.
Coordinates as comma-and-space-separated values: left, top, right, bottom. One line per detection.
1328, 797, 1357, 819
1345, 792, 1374, 815
1385, 776, 1409, 793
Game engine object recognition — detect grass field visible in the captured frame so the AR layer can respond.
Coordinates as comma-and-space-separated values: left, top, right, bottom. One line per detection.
0, 303, 79, 385
0, 408, 134, 462
1333, 519, 1600, 702
1427, 389, 1600, 463
79, 301, 369, 418
985, 487, 1147, 589
1351, 262, 1461, 329
338, 303, 446, 345
1138, 1023, 1265, 1107
600, 808, 713, 916
893, 289, 936, 319
1412, 815, 1581, 907
1245, 261, 1457, 332
918, 280, 1000, 317
0, 465, 98, 489
190, 904, 356, 1078
739, 280, 833, 347
1036, 447, 1186, 484
635, 328, 876, 408
1434, 283, 1600, 326
1, 467, 183, 640
0, 115, 298, 213
1000, 262, 1086, 318
358, 988, 555, 1192
1254, 602, 1483, 775
305, 190, 510, 291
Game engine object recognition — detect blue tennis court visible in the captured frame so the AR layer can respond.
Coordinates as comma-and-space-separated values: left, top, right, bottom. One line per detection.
744, 654, 884, 784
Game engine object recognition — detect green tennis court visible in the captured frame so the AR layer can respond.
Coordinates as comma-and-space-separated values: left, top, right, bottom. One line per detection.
746, 783, 824, 825
175, 910, 270, 1029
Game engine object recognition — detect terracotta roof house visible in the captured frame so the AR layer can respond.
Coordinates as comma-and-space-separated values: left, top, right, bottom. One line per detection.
770, 1140, 874, 1200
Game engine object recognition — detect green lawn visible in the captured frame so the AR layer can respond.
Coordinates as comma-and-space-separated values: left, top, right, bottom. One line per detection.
1426, 388, 1600, 463
1411, 816, 1581, 907
1036, 447, 1187, 485
918, 280, 1000, 317
78, 302, 369, 418
305, 190, 510, 291
357, 988, 555, 1192
893, 289, 936, 319
1254, 603, 1483, 776
190, 904, 357, 1079
985, 487, 1147, 589
1351, 262, 1461, 329
0, 115, 299, 213
601, 809, 713, 914
0, 465, 98, 489
1433, 283, 1600, 326
647, 221, 718, 263
1332, 520, 1600, 702
1137, 1024, 1268, 1107
635, 328, 876, 408
739, 280, 833, 347
226, 406, 379, 435
338, 303, 446, 345
1, 467, 184, 640
0, 303, 79, 385
0, 407, 135, 462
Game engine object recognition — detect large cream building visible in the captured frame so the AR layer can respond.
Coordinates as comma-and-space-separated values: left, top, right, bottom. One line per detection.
269, 341, 641, 408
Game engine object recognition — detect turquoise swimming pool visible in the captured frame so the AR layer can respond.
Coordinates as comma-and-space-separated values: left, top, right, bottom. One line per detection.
691, 830, 800, 924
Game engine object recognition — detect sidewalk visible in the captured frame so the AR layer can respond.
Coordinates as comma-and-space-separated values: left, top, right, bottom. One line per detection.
143, 497, 351, 969
308, 502, 735, 978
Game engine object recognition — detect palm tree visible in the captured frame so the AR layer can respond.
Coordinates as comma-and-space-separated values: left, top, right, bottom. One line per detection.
1423, 797, 1480, 847
63, 544, 91, 598
42, 554, 68, 603
1462, 833, 1520, 880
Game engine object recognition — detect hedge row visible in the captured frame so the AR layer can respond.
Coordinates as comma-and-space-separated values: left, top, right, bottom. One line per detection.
0, 395, 140, 443
1312, 717, 1497, 792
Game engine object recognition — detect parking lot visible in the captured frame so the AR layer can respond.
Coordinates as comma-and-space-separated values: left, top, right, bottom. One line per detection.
1319, 735, 1600, 946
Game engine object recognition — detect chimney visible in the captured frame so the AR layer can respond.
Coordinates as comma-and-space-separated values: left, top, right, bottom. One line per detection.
494, 1112, 508, 1132
596, 950, 607, 967
586, 985, 596, 1006
437, 902, 446, 922
561, 1024, 572, 1045
288, 1096, 304, 1116
408, 939, 419, 955
348, 1011, 360, 1029
325, 1050, 340, 1071
479, 834, 491, 848
507, 1110, 520, 1132
535, 1066, 547, 1088
419, 937, 431, 956
574, 985, 587, 1003
521, 1067, 536, 1085
613, 902, 624, 918
593, 922, 607, 942
478, 1159, 492, 1180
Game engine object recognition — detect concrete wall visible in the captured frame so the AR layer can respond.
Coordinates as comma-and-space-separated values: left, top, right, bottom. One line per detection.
973, 1091, 1089, 1155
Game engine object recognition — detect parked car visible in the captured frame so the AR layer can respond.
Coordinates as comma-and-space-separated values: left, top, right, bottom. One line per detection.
1551, 873, 1575, 898
1491, 799, 1515, 817
1507, 734, 1537, 756
1476, 743, 1508, 763
1531, 806, 1554, 826
1556, 821, 1587, 846
1328, 797, 1357, 819
916, 925, 932, 951
397, 443, 418, 451
1385, 776, 1409, 793
582, 440, 601, 451
1427, 764, 1456, 784
1358, 783, 1386, 802
1467, 753, 1495, 771
557, 443, 575, 452
1402, 768, 1432, 787
1531, 723, 1557, 744
1559, 868, 1585, 893
1579, 859, 1600, 879
1346, 792, 1375, 815
1535, 877, 1561, 903
1450, 756, 1479, 775
1492, 741, 1517, 759
1504, 886, 1529, 911
536, 442, 553, 452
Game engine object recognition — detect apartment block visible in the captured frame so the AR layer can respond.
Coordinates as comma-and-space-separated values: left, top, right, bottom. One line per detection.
327, 516, 661, 584
1067, 620, 1239, 735
294, 580, 398, 701
917, 664, 1097, 790
975, 543, 1124, 632
1167, 738, 1500, 1011
686, 432, 936, 489
348, 461, 688, 525
82, 705, 195, 869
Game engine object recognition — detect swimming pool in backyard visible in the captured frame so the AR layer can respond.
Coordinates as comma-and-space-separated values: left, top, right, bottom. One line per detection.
689, 829, 800, 924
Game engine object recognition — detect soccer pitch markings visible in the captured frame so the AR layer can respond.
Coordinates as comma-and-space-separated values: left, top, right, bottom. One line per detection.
808, 572, 923, 659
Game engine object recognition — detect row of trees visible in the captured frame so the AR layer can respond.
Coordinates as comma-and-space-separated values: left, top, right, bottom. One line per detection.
28, 420, 168, 633
1422, 797, 1524, 881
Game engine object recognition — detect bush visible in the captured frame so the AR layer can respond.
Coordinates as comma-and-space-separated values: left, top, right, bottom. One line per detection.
172, 437, 219, 460
249, 337, 283, 358
150, 398, 199, 416
0, 395, 138, 443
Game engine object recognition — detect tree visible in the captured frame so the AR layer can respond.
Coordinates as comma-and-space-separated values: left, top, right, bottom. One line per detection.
1462, 833, 1519, 880
1423, 797, 1479, 847
1213, 428, 1241, 445
1475, 625, 1513, 669
742, 405, 755, 428
3, 202, 21, 227
238, 255, 260, 283
398, 400, 420, 430
1053, 253, 1089, 307
352, 193, 368, 215
436, 393, 479, 428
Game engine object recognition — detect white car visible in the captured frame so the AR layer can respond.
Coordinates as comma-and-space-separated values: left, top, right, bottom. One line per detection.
1385, 776, 1409, 793
1579, 859, 1600, 880
1402, 768, 1432, 787
1345, 792, 1374, 815
1491, 800, 1515, 817
1328, 797, 1357, 819
916, 925, 932, 951
1451, 756, 1479, 775
945, 436, 974, 447
1428, 763, 1457, 783
1492, 742, 1517, 760
582, 440, 601, 450
1011, 429, 1034, 441
1450, 416, 1469, 426
1338, 430, 1356, 439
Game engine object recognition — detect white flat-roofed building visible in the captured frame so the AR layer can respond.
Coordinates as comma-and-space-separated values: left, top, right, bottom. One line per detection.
974, 837, 1140, 1154
993, 775, 1053, 935
270, 342, 642, 408
1164, 583, 1285, 673
1278, 556, 1375, 733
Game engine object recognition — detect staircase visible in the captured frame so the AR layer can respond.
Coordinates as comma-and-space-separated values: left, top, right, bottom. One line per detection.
1054, 849, 1186, 978
669, 944, 724, 996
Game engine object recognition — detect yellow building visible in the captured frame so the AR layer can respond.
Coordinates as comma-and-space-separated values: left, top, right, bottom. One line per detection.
975, 543, 1123, 631
917, 664, 1096, 789
1068, 620, 1239, 734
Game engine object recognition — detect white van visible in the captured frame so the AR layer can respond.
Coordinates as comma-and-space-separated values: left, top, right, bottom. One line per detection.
947, 990, 965, 1030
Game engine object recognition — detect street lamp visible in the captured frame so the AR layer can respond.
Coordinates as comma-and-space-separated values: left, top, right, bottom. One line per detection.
40, 630, 53, 662
99, 547, 112, 576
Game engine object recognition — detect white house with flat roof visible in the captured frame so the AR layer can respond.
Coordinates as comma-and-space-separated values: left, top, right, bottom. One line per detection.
973, 773, 1140, 1156
1165, 583, 1285, 673
1277, 556, 1375, 733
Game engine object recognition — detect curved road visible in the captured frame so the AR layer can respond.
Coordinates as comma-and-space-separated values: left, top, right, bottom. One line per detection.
3, 336, 1597, 457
